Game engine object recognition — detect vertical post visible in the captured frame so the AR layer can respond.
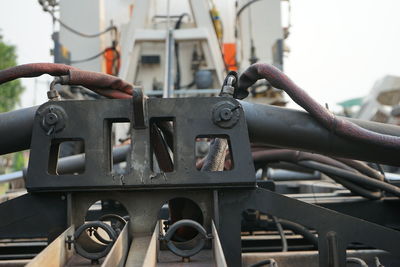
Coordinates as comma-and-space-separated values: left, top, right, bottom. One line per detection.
218, 190, 242, 267
163, 0, 174, 98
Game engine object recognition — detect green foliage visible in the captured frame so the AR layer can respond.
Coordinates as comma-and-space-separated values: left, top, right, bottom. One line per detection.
0, 33, 24, 112
12, 151, 25, 171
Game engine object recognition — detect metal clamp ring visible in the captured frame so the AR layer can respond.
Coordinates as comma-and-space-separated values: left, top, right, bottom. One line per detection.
163, 219, 208, 258
73, 221, 117, 260
93, 214, 127, 244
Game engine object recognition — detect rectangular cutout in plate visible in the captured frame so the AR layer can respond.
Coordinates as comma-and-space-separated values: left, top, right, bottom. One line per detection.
109, 120, 131, 175
196, 135, 233, 172
150, 117, 174, 173
48, 138, 85, 175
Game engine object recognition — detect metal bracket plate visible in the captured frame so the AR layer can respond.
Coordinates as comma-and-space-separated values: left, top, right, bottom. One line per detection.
26, 97, 255, 191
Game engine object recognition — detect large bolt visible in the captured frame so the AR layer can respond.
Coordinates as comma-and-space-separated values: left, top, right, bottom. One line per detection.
220, 108, 233, 121
212, 101, 240, 128
40, 105, 67, 134
45, 112, 59, 125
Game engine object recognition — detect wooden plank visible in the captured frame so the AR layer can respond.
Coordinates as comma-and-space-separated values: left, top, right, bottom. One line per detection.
101, 223, 129, 267
212, 221, 227, 267
26, 225, 74, 267
142, 221, 159, 267
125, 222, 159, 267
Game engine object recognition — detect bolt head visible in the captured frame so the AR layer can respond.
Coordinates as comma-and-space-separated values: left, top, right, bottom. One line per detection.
45, 112, 59, 125
220, 108, 233, 121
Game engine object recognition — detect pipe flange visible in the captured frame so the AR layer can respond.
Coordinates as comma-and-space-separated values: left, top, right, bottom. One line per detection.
39, 105, 67, 135
73, 221, 117, 260
162, 219, 209, 258
212, 101, 240, 129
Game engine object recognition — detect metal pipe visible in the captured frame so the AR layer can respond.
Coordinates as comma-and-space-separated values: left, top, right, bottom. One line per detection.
298, 160, 400, 197
238, 63, 400, 150
241, 101, 400, 166
0, 106, 38, 155
0, 171, 23, 183
2, 99, 400, 168
0, 145, 130, 184
57, 145, 130, 175
266, 169, 320, 181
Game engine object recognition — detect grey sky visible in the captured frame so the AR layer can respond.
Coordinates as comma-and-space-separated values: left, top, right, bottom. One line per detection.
1, 0, 400, 111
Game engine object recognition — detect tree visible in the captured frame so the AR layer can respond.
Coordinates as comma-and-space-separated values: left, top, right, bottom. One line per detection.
0, 33, 24, 112
0, 33, 26, 191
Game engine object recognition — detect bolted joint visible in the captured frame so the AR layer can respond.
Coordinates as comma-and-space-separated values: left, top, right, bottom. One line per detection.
65, 235, 73, 250
212, 101, 240, 128
39, 105, 67, 135
44, 112, 59, 126
220, 75, 236, 98
220, 107, 233, 121
47, 89, 61, 101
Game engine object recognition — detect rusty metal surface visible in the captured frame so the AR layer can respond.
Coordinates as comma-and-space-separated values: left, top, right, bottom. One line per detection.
0, 63, 77, 83
0, 63, 133, 99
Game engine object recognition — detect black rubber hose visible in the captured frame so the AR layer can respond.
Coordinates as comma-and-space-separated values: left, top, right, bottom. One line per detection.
272, 216, 287, 252
329, 175, 382, 200
173, 13, 189, 90
236, 0, 264, 18
346, 257, 368, 267
333, 157, 384, 181
298, 160, 400, 197
278, 219, 318, 248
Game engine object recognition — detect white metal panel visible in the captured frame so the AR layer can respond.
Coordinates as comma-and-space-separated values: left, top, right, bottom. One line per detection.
59, 0, 106, 72
237, 0, 283, 70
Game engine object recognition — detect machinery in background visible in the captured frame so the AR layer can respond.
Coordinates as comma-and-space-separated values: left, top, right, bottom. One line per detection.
2, 1, 400, 267
41, 0, 289, 103
0, 62, 400, 266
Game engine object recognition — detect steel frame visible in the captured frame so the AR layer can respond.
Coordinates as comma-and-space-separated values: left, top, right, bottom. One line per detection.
1, 96, 400, 266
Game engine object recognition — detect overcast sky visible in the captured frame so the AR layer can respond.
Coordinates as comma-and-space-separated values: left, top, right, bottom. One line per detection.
1, 0, 400, 110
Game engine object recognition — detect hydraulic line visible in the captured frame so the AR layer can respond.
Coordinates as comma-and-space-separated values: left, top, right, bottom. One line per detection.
173, 13, 189, 90
272, 216, 288, 252
252, 149, 384, 199
70, 49, 110, 64
298, 160, 400, 197
346, 257, 368, 267
253, 149, 358, 173
332, 157, 384, 181
238, 63, 400, 151
201, 138, 228, 171
329, 175, 383, 200
0, 63, 133, 99
278, 219, 318, 248
236, 0, 264, 18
